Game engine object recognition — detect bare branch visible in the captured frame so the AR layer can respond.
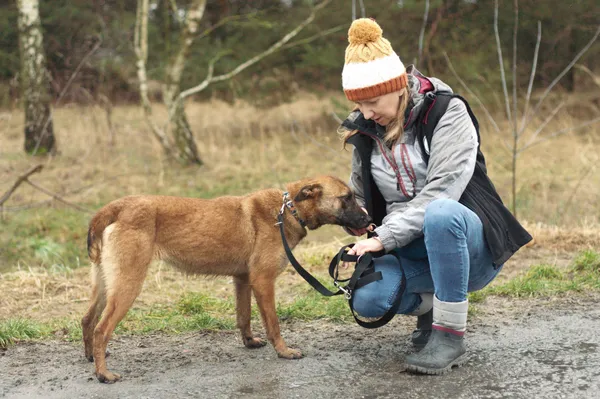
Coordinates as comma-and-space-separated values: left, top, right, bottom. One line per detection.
494, 0, 513, 124
501, 138, 513, 155
0, 164, 92, 213
511, 0, 518, 139
169, 0, 183, 24
25, 179, 94, 214
575, 64, 600, 87
0, 165, 43, 206
196, 13, 249, 41
520, 101, 565, 152
1, 172, 150, 212
352, 0, 356, 21
519, 21, 541, 133
358, 0, 365, 18
180, 0, 333, 100
475, 74, 503, 110
520, 24, 600, 135
330, 111, 343, 124
519, 116, 600, 152
442, 52, 501, 133
279, 25, 345, 52
164, 0, 207, 102
415, 0, 430, 67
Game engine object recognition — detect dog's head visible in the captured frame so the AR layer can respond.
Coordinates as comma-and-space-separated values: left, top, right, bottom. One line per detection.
287, 175, 372, 230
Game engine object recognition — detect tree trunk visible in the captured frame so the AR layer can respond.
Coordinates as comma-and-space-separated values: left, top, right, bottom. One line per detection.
17, 0, 55, 155
134, 0, 332, 166
565, 26, 577, 92
163, 0, 206, 165
165, 93, 202, 165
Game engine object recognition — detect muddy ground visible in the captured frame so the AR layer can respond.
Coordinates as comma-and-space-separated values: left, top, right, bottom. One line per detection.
1, 294, 599, 399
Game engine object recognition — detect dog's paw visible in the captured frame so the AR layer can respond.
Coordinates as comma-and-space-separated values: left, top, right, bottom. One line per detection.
244, 336, 267, 349
96, 370, 121, 384
277, 347, 303, 359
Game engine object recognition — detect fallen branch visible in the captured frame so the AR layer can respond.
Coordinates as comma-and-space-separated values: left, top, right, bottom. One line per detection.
1, 172, 147, 212
24, 180, 94, 214
0, 164, 94, 214
0, 164, 43, 206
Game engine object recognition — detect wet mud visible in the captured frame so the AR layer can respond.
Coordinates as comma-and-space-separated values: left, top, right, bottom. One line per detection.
1, 296, 599, 399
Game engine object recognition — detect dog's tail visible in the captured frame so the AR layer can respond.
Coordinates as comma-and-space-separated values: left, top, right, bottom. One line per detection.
87, 201, 122, 264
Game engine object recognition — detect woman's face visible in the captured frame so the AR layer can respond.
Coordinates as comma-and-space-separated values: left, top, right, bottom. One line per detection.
356, 91, 402, 126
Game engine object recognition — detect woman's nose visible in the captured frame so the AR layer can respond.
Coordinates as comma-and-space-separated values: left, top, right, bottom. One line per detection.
363, 109, 374, 120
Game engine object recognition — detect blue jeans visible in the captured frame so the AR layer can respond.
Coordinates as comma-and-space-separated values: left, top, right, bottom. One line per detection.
352, 199, 502, 317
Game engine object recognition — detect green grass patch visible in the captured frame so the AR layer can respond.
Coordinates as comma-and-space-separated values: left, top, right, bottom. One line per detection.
572, 250, 600, 274
0, 319, 49, 348
277, 290, 351, 323
2, 250, 600, 348
470, 250, 600, 302
0, 209, 89, 272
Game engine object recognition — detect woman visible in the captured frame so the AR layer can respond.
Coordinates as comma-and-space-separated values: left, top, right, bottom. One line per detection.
339, 18, 532, 375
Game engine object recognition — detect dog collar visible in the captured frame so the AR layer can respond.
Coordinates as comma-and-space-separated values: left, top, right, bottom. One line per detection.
281, 192, 306, 228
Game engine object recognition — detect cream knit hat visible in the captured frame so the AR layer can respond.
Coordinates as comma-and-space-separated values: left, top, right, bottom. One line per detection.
342, 18, 407, 102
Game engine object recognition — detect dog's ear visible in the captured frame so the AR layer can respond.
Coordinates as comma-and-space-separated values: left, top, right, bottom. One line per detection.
294, 183, 322, 202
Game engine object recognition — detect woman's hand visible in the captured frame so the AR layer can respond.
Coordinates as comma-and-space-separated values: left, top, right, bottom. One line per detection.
342, 238, 384, 269
347, 207, 375, 236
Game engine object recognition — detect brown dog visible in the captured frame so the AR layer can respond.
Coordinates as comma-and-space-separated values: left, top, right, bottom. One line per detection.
82, 175, 371, 383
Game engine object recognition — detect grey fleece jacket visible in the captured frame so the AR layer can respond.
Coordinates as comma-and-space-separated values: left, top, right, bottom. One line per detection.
348, 67, 479, 252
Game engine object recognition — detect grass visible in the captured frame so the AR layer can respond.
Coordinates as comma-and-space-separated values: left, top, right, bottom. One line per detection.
0, 285, 351, 348
1, 93, 600, 271
1, 249, 598, 349
0, 318, 47, 348
1, 93, 600, 348
468, 250, 600, 303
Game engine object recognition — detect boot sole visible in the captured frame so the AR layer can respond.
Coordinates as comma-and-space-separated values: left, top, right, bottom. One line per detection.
405, 353, 469, 375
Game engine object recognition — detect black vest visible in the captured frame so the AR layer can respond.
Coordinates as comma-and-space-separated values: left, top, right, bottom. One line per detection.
344, 92, 532, 267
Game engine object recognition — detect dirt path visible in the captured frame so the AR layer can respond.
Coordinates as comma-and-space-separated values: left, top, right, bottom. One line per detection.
1, 295, 599, 399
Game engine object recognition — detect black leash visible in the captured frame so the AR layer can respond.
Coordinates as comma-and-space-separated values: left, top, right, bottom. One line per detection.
277, 209, 406, 329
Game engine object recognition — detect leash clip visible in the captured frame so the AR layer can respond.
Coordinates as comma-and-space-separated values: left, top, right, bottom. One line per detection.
334, 280, 352, 300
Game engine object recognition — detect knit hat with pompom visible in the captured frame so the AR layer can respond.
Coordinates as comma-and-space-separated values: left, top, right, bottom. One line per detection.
342, 18, 407, 102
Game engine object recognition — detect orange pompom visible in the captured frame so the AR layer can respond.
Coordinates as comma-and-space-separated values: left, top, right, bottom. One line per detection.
348, 18, 383, 45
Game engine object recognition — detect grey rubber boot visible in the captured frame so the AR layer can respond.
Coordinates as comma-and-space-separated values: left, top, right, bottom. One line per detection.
405, 296, 469, 375
408, 293, 433, 348
411, 309, 433, 348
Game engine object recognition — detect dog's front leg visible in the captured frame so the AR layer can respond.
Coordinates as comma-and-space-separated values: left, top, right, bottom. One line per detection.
234, 274, 267, 349
250, 272, 302, 359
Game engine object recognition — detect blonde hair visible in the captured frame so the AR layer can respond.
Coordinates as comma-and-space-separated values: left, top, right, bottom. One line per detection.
339, 87, 410, 148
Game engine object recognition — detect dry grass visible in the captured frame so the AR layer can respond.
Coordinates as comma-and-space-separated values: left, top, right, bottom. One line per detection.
1, 90, 599, 324
1, 91, 598, 225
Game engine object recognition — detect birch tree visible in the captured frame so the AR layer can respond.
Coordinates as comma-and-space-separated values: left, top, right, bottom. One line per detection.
17, 0, 55, 155
135, 0, 335, 165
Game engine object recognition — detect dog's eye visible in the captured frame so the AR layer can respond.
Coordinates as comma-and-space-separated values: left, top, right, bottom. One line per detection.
338, 193, 353, 204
